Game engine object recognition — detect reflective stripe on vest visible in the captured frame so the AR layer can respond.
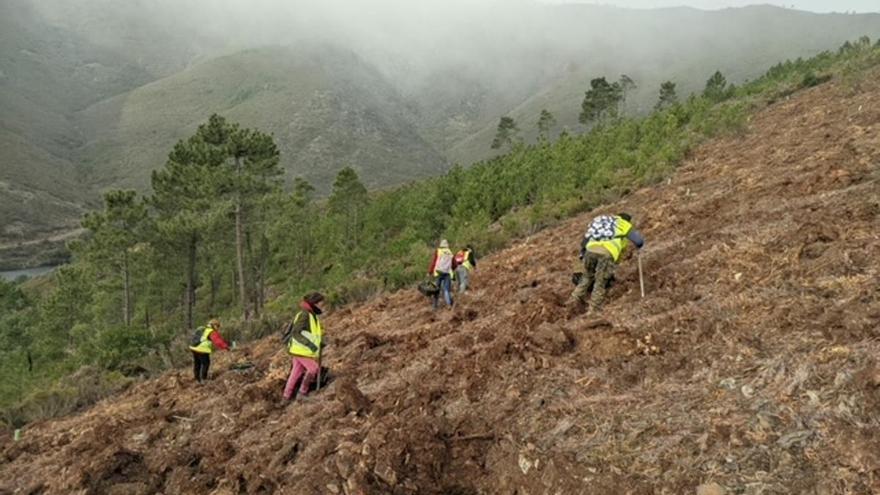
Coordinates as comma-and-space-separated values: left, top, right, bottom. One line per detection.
287, 311, 323, 358
586, 217, 632, 262
189, 325, 215, 354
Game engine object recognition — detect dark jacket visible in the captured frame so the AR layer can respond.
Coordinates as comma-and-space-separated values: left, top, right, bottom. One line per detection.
285, 301, 322, 352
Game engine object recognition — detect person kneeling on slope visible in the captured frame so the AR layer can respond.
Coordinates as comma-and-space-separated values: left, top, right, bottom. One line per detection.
570, 213, 644, 313
188, 318, 231, 383
283, 292, 325, 401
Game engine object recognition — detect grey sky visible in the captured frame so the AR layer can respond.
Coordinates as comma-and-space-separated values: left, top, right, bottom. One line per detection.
540, 1, 880, 13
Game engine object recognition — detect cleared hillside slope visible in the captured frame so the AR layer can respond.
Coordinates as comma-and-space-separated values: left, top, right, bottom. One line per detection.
1, 70, 878, 494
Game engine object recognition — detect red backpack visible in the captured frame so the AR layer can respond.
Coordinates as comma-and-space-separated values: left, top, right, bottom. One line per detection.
453, 250, 467, 268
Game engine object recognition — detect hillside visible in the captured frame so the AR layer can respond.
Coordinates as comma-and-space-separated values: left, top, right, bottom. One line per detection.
448, 5, 880, 164
0, 0, 151, 252
74, 45, 447, 193
3, 2, 880, 268
2, 63, 878, 493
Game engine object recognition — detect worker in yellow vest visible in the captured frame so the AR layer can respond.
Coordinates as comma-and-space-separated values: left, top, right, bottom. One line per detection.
428, 239, 455, 309
283, 292, 325, 401
188, 318, 231, 383
570, 213, 644, 313
452, 245, 477, 293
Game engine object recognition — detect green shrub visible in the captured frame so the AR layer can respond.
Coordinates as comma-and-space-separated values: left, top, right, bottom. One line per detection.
2, 367, 132, 427
801, 71, 832, 88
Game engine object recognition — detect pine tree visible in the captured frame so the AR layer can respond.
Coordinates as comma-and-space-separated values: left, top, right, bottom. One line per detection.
491, 116, 519, 150
224, 119, 281, 319
537, 109, 557, 140
329, 167, 369, 252
655, 81, 678, 110
703, 70, 729, 102
269, 177, 318, 285
80, 190, 150, 327
618, 74, 637, 113
150, 125, 227, 329
152, 114, 281, 321
579, 77, 624, 125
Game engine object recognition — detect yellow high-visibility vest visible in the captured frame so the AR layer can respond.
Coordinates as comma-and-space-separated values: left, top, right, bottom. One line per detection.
434, 248, 454, 276
287, 311, 323, 358
189, 325, 216, 354
586, 217, 633, 263
456, 249, 474, 271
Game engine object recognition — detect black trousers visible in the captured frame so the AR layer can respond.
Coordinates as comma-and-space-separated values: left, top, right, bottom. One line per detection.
192, 351, 211, 382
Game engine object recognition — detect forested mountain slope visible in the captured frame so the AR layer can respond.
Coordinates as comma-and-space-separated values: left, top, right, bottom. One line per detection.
447, 5, 880, 163
2, 0, 879, 266
74, 45, 447, 193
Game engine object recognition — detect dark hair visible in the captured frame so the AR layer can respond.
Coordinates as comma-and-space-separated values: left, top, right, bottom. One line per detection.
618, 213, 633, 222
304, 292, 325, 305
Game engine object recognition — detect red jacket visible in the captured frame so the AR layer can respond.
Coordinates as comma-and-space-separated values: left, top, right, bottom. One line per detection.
428, 250, 439, 274
209, 329, 230, 351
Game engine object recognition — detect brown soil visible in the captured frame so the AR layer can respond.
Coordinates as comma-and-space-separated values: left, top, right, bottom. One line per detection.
2, 75, 879, 495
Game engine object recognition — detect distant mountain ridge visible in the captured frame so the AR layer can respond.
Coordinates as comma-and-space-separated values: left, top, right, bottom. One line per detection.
73, 45, 447, 193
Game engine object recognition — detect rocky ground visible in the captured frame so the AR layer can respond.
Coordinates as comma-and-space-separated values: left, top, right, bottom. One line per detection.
1, 72, 878, 495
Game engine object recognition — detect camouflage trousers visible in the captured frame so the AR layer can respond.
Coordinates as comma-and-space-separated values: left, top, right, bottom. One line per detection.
570, 251, 616, 310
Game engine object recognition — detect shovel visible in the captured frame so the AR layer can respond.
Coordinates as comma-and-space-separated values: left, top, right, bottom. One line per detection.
315, 346, 323, 392
637, 250, 645, 299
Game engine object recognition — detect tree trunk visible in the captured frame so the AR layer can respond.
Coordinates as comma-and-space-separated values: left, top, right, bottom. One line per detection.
246, 229, 258, 319
231, 266, 238, 303
122, 249, 132, 327
252, 258, 263, 318
185, 232, 197, 330
209, 272, 220, 314
235, 156, 249, 320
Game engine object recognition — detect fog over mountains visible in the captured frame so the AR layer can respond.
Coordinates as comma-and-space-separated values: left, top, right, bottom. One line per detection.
2, 0, 878, 259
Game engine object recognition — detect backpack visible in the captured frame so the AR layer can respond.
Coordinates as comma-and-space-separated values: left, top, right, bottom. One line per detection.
585, 215, 617, 241
453, 250, 466, 268
280, 321, 294, 345
435, 250, 453, 274
190, 326, 207, 347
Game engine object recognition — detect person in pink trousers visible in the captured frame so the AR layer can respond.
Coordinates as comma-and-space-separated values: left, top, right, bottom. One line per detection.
282, 292, 325, 401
